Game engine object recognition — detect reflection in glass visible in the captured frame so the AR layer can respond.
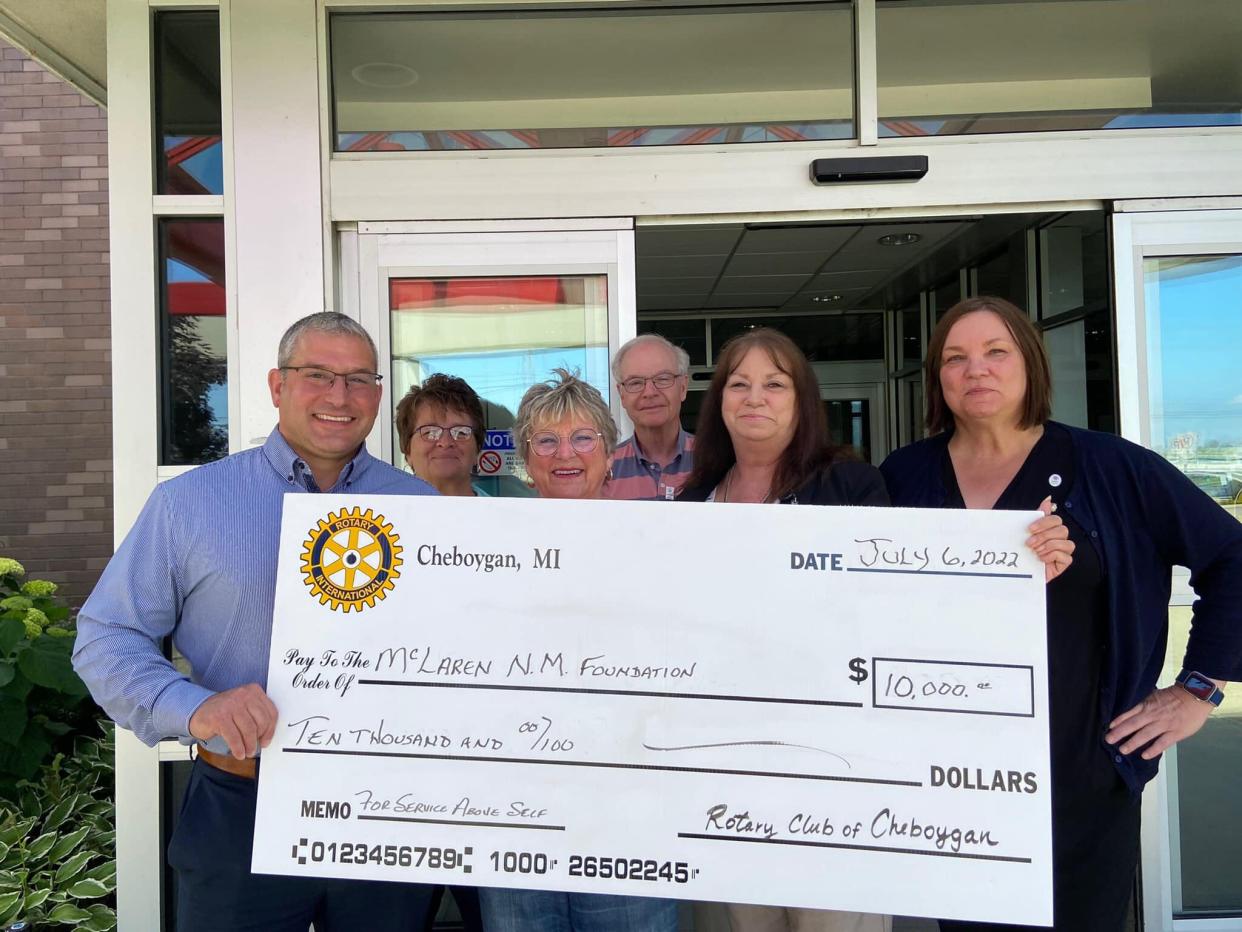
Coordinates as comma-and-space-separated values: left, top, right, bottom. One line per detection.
158, 219, 228, 465
824, 398, 870, 462
390, 276, 610, 492
932, 278, 961, 323
154, 12, 223, 195
877, 0, 1242, 137
1144, 253, 1242, 916
332, 5, 854, 151
899, 302, 921, 368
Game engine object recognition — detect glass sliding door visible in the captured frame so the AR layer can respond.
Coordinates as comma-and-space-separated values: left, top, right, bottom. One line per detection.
1113, 208, 1242, 931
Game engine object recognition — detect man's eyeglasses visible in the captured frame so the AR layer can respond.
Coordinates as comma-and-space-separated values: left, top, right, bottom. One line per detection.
281, 366, 382, 392
527, 429, 603, 457
414, 425, 475, 442
619, 372, 680, 394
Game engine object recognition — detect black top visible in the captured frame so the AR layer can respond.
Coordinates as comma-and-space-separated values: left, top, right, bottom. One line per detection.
941, 423, 1138, 925
678, 459, 889, 506
882, 420, 1242, 795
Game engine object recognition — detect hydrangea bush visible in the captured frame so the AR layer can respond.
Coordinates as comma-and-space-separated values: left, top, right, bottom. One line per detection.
0, 559, 96, 798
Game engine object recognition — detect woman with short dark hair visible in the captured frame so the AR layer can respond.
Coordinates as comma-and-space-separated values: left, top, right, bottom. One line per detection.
882, 296, 1242, 932
395, 373, 487, 497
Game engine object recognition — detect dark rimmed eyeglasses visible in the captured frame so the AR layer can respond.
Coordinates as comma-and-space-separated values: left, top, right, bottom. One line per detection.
527, 429, 603, 457
619, 372, 680, 394
281, 366, 382, 392
414, 425, 475, 442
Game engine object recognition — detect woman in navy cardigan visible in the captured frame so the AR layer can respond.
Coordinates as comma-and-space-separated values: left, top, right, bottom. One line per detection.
881, 296, 1242, 932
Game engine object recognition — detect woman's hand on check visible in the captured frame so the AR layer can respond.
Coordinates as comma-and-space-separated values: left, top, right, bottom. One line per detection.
1027, 496, 1074, 584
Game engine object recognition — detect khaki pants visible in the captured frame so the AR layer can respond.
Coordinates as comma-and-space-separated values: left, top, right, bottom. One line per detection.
726, 905, 892, 932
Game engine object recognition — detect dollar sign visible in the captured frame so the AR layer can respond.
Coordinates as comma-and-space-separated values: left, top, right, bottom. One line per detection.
848, 657, 869, 685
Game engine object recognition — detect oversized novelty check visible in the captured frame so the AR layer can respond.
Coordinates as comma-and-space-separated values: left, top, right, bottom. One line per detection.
253, 496, 1052, 925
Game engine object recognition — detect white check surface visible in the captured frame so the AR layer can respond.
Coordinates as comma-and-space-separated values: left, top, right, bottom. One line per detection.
253, 495, 1052, 925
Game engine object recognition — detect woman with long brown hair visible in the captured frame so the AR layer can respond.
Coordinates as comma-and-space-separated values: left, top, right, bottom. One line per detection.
679, 327, 886, 508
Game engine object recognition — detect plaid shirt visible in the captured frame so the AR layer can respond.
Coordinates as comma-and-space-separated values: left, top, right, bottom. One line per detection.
603, 429, 695, 501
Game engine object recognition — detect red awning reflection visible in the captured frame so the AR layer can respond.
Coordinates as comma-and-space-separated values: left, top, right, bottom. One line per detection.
168, 281, 225, 316
391, 277, 566, 311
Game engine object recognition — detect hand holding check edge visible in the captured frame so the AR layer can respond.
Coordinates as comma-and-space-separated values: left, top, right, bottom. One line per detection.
189, 682, 278, 760
1028, 495, 1074, 583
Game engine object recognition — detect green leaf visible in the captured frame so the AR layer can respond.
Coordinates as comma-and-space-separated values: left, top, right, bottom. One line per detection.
44, 606, 71, 623
0, 669, 33, 700
48, 902, 94, 923
0, 695, 27, 747
0, 890, 19, 919
17, 636, 88, 697
54, 849, 94, 884
0, 725, 51, 782
0, 817, 35, 847
23, 886, 50, 911
0, 662, 14, 689
0, 619, 23, 657
42, 794, 78, 832
26, 830, 58, 861
83, 859, 115, 883
67, 878, 110, 899
81, 904, 118, 931
46, 825, 90, 862
40, 719, 75, 737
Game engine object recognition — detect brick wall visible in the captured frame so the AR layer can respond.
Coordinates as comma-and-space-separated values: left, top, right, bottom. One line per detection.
0, 38, 112, 608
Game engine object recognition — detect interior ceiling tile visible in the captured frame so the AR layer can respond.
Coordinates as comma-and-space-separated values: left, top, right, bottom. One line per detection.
704, 293, 790, 309
715, 273, 807, 294
734, 225, 858, 255
637, 255, 729, 278
637, 295, 711, 311
724, 251, 827, 276
635, 226, 743, 257
636, 277, 716, 296
804, 269, 890, 289
781, 286, 873, 309
830, 221, 968, 267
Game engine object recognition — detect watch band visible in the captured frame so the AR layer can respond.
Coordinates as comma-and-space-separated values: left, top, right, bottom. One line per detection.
1176, 669, 1225, 707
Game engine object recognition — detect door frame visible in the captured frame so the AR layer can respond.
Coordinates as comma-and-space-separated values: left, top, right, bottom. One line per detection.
1111, 203, 1242, 932
345, 219, 637, 463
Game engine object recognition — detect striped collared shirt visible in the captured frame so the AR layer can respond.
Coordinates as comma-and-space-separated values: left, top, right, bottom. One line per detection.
603, 429, 695, 501
72, 428, 436, 750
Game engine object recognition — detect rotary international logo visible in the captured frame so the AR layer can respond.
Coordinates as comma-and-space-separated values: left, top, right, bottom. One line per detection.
300, 507, 402, 613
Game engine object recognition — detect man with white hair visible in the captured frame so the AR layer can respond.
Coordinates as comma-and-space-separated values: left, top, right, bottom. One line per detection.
604, 333, 695, 500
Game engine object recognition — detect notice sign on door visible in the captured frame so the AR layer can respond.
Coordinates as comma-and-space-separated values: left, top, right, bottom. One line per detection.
480, 430, 518, 476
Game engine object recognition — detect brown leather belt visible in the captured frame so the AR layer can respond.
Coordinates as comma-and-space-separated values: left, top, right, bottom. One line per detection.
197, 747, 257, 779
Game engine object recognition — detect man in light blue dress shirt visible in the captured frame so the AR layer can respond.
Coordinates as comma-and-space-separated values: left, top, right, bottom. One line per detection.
74, 312, 437, 931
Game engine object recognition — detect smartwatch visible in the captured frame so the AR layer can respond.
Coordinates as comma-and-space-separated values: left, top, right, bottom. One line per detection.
1175, 670, 1225, 707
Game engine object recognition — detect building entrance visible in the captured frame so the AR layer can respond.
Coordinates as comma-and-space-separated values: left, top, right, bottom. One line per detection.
634, 210, 1114, 463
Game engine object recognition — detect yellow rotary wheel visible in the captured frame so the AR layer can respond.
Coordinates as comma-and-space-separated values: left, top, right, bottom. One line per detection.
300, 507, 403, 613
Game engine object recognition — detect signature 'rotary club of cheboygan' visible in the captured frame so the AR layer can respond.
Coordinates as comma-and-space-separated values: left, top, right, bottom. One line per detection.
301, 506, 402, 612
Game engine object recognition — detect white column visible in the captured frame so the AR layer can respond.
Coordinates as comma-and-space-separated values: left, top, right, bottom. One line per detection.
227, 0, 327, 447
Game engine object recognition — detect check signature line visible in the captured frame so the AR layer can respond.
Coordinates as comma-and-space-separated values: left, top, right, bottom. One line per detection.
678, 832, 1031, 864
847, 567, 1033, 579
355, 680, 863, 709
358, 814, 566, 831
282, 747, 920, 787
643, 740, 851, 770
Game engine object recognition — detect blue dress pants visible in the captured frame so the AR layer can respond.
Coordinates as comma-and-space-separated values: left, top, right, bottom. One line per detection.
479, 887, 678, 932
168, 759, 435, 932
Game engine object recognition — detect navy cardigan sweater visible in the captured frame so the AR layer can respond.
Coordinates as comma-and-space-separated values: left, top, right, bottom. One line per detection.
880, 423, 1242, 793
